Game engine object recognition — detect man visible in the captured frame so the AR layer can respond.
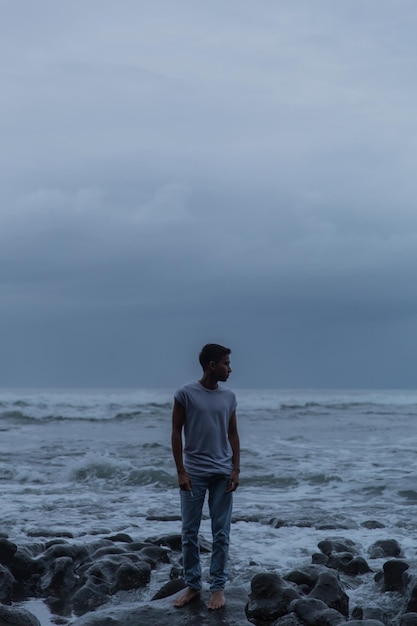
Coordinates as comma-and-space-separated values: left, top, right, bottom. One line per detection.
171, 343, 240, 610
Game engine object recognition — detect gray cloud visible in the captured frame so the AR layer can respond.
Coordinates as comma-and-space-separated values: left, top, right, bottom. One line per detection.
2, 1, 417, 387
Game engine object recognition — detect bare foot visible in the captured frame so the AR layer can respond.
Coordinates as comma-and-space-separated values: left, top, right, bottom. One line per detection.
207, 589, 225, 610
173, 587, 200, 608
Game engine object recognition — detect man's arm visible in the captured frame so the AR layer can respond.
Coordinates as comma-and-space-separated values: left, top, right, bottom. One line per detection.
226, 410, 240, 492
171, 398, 192, 492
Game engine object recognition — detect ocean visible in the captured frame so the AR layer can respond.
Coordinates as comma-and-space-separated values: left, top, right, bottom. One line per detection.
1, 387, 417, 624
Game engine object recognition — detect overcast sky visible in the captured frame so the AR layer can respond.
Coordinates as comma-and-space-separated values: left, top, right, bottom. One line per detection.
2, 1, 417, 389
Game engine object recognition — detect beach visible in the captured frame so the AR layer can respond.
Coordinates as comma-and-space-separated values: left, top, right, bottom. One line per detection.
1, 388, 417, 624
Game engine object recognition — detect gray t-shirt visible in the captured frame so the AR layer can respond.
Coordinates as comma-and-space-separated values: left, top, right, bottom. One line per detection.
174, 381, 237, 476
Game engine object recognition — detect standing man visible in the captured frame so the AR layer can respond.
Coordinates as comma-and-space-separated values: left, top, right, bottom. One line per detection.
171, 343, 240, 610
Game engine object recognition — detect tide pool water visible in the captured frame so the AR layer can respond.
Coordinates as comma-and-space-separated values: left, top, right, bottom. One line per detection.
1, 387, 417, 623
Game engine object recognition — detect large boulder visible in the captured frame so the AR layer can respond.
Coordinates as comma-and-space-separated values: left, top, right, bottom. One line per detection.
382, 559, 409, 592
318, 538, 360, 557
0, 563, 16, 603
368, 539, 403, 559
290, 597, 345, 626
245, 572, 300, 624
0, 604, 41, 626
308, 570, 349, 617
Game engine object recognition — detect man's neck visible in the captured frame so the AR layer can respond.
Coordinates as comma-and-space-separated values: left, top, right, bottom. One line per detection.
199, 374, 218, 390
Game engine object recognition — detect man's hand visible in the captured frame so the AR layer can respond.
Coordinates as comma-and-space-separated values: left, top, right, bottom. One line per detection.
178, 470, 193, 492
226, 468, 240, 492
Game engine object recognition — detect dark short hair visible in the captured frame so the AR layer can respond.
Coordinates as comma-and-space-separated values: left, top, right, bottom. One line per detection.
199, 344, 231, 370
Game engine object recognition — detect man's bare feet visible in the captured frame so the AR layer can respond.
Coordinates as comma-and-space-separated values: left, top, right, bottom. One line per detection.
173, 587, 200, 608
207, 589, 225, 610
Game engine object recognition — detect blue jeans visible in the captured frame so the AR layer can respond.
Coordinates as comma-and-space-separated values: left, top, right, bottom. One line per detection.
180, 473, 233, 591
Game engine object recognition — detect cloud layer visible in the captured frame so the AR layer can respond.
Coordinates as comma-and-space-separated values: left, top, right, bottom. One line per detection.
2, 1, 417, 387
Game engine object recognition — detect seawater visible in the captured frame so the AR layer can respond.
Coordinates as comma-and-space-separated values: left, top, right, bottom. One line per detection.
1, 387, 417, 624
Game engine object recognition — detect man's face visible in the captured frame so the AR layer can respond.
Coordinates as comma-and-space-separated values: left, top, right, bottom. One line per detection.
212, 355, 232, 382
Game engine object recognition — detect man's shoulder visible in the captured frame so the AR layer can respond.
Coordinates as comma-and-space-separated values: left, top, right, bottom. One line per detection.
174, 381, 200, 402
175, 381, 200, 394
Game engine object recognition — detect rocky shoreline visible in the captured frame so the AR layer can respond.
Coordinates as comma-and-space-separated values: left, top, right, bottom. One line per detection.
1, 524, 417, 625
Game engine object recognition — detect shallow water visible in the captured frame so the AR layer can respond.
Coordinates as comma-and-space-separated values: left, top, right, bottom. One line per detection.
1, 387, 417, 623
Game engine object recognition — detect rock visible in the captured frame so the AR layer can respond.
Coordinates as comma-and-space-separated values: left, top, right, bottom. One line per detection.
104, 533, 133, 543
245, 572, 300, 623
308, 570, 349, 617
383, 559, 409, 592
0, 604, 41, 626
151, 578, 186, 600
327, 552, 371, 575
9, 546, 46, 594
351, 606, 386, 622
137, 545, 171, 565
368, 539, 403, 559
283, 565, 324, 592
401, 613, 417, 626
146, 534, 182, 551
290, 597, 345, 625
275, 614, 304, 626
69, 585, 248, 625
41, 556, 78, 597
0, 538, 17, 566
345, 621, 384, 626
71, 575, 110, 615
318, 537, 360, 557
111, 561, 151, 592
43, 542, 89, 564
312, 552, 329, 565
361, 520, 385, 529
343, 556, 372, 575
0, 563, 16, 602
405, 575, 417, 613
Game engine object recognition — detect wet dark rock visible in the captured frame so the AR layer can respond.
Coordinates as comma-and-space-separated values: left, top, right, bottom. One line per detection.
361, 520, 385, 529
151, 577, 186, 600
275, 614, 304, 626
111, 561, 151, 592
351, 605, 386, 622
104, 533, 133, 543
308, 570, 349, 617
368, 539, 403, 559
69, 585, 248, 626
348, 619, 385, 626
0, 563, 16, 602
146, 533, 182, 551
245, 572, 300, 623
346, 621, 385, 626
327, 552, 371, 575
137, 545, 171, 565
71, 575, 110, 615
405, 575, 417, 613
343, 556, 372, 575
9, 546, 46, 592
43, 542, 89, 563
401, 613, 417, 626
312, 552, 329, 565
169, 565, 183, 579
318, 537, 360, 557
290, 597, 345, 625
0, 604, 42, 625
0, 538, 17, 566
123, 540, 150, 551
41, 556, 78, 597
283, 565, 325, 592
383, 559, 409, 592
89, 546, 128, 559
